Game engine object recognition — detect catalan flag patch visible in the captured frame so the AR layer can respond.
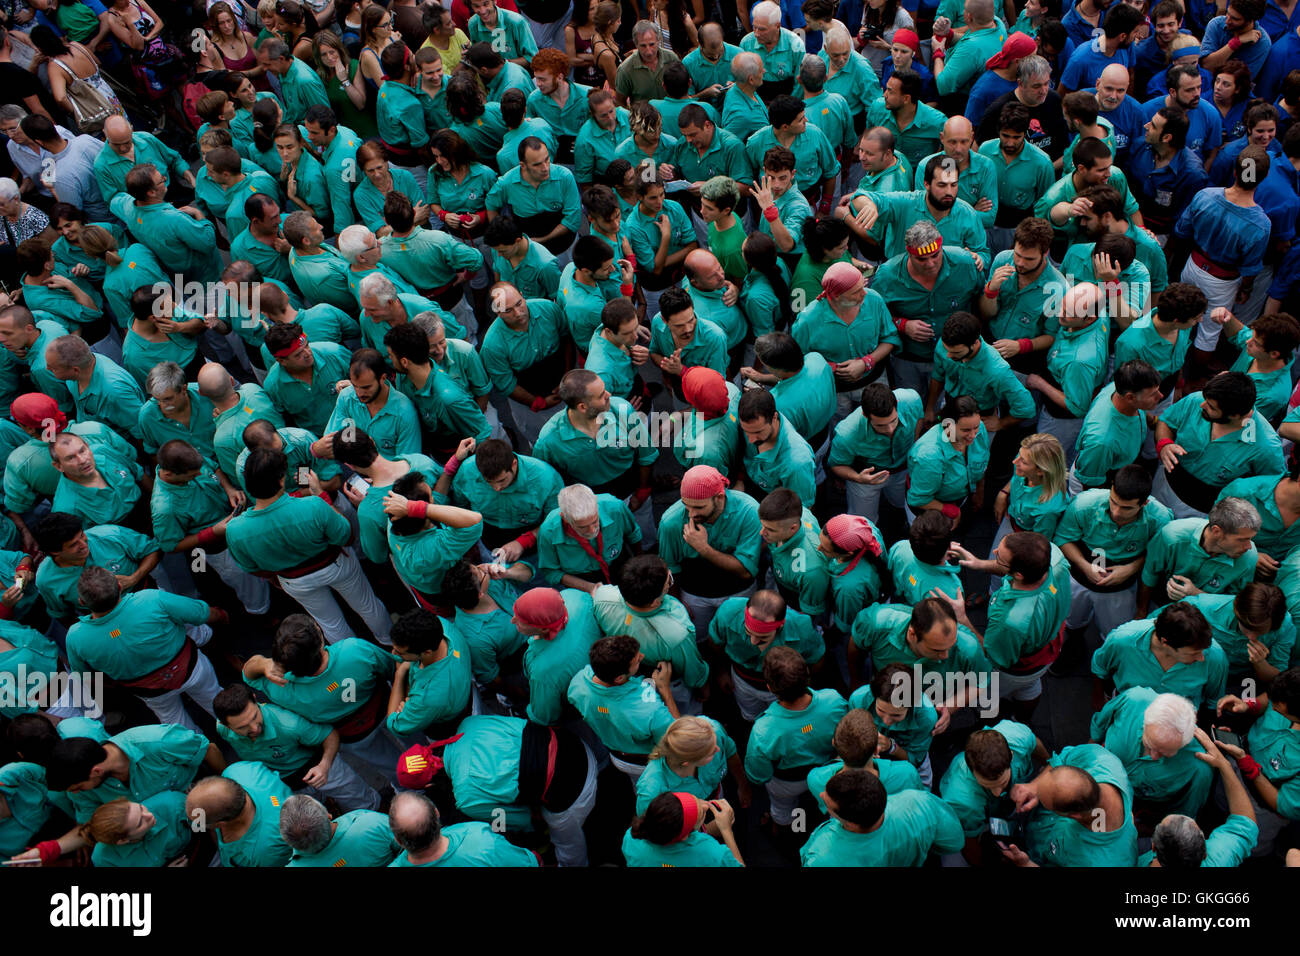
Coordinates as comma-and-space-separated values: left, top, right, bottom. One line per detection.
597, 706, 609, 714
801, 723, 813, 733
270, 796, 280, 807
327, 681, 340, 693
332, 859, 347, 867
110, 629, 121, 639
404, 754, 429, 773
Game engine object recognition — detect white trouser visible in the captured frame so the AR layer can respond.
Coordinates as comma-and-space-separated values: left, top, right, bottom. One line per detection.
732, 665, 776, 722
541, 742, 598, 868
845, 469, 908, 523
764, 776, 808, 826
996, 665, 1048, 702
339, 722, 404, 785
1066, 466, 1084, 497
140, 650, 220, 734
680, 584, 755, 643
1065, 576, 1138, 638
300, 753, 381, 811
207, 548, 270, 615
1150, 467, 1207, 519
610, 753, 648, 781
1037, 405, 1084, 469
1184, 257, 1244, 351
278, 548, 393, 646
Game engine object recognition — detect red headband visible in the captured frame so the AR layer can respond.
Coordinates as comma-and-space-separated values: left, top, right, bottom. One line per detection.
744, 608, 784, 634
907, 236, 942, 257
271, 334, 307, 359
673, 792, 700, 843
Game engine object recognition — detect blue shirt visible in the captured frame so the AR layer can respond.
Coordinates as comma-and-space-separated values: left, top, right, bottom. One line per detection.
965, 72, 1016, 125
1173, 187, 1272, 276
1061, 36, 1136, 91
1096, 93, 1148, 161
1062, 2, 1106, 47
1259, 28, 1300, 101
1127, 143, 1211, 233
1141, 95, 1223, 157
1201, 15, 1272, 75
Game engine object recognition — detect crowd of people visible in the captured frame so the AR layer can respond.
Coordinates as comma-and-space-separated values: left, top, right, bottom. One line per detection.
0, 0, 1297, 870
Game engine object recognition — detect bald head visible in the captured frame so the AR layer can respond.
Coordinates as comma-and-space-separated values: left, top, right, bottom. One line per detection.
196, 363, 236, 401
388, 791, 441, 853
942, 116, 974, 140
1096, 65, 1130, 110
1059, 282, 1102, 329
186, 776, 248, 827
1043, 765, 1101, 819
103, 115, 132, 143
684, 248, 726, 291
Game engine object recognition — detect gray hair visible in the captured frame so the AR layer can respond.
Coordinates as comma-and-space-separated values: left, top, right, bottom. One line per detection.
388, 792, 441, 853
49, 335, 94, 369
261, 37, 291, 61
1018, 55, 1051, 84
358, 272, 397, 304
337, 224, 376, 264
279, 794, 333, 853
558, 484, 599, 523
752, 0, 781, 25
0, 177, 19, 202
904, 220, 941, 250
731, 51, 763, 84
0, 104, 27, 124
1151, 814, 1207, 867
1143, 693, 1196, 747
410, 310, 445, 338
798, 54, 827, 92
146, 361, 187, 399
1208, 497, 1261, 535
631, 18, 658, 41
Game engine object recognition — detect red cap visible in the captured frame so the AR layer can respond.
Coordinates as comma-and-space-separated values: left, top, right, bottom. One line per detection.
892, 28, 921, 54
681, 366, 730, 418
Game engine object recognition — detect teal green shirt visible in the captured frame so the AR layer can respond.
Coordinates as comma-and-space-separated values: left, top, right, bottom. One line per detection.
659, 490, 762, 578
492, 239, 561, 302
807, 757, 924, 815
262, 341, 351, 438
0, 621, 59, 718
1141, 517, 1258, 595
90, 790, 191, 868
649, 314, 728, 377
214, 760, 294, 868
523, 589, 601, 725
887, 540, 965, 606
745, 688, 848, 782
533, 397, 659, 487
977, 138, 1056, 217
1218, 473, 1300, 562
800, 790, 965, 866
865, 98, 946, 169
567, 665, 676, 755
287, 809, 400, 867
708, 594, 825, 674
983, 250, 1067, 342
741, 413, 817, 503
744, 124, 838, 192
426, 163, 497, 215
355, 453, 441, 565
575, 109, 632, 183
455, 578, 528, 684
481, 299, 566, 394
984, 545, 1073, 670
721, 84, 769, 141
0, 762, 54, 857
621, 828, 742, 867
288, 245, 356, 313
592, 584, 707, 690
1074, 384, 1149, 488
675, 381, 741, 474
212, 383, 285, 480
325, 384, 421, 460
853, 603, 992, 688
669, 126, 751, 184
1163, 593, 1295, 679
1007, 474, 1070, 538
791, 291, 900, 366
225, 492, 351, 573
634, 717, 737, 814
380, 226, 483, 292
388, 515, 484, 596
932, 340, 1036, 418
65, 590, 209, 681
829, 387, 922, 472
906, 420, 991, 506
51, 444, 143, 528
769, 352, 836, 442
387, 624, 474, 736
149, 466, 231, 552
765, 510, 831, 616
390, 821, 539, 866
1091, 618, 1229, 709
848, 684, 938, 765
216, 701, 331, 772
1245, 704, 1300, 820
939, 719, 1040, 836
354, 165, 424, 233
1024, 744, 1139, 866
869, 249, 982, 360
1053, 488, 1171, 565
246, 636, 395, 726
913, 149, 1000, 228
66, 353, 146, 440
536, 494, 642, 586
1090, 685, 1215, 816
485, 164, 582, 233
34, 524, 158, 619
451, 453, 561, 535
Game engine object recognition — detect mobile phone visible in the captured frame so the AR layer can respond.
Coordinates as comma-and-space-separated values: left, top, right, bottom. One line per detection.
1212, 727, 1244, 750
296, 466, 311, 486
346, 474, 371, 496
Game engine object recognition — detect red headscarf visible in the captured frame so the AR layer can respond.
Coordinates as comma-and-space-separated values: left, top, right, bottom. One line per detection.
680, 465, 729, 500
10, 393, 66, 435
819, 262, 863, 301
514, 587, 569, 640
986, 32, 1038, 70
825, 514, 883, 575
681, 366, 730, 418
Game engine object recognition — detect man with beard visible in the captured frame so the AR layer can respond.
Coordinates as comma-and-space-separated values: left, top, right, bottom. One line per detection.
913, 117, 998, 230
977, 217, 1064, 375
1093, 64, 1147, 163
849, 156, 989, 271
975, 104, 1056, 256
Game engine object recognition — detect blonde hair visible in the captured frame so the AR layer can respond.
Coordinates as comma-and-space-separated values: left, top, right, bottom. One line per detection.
1020, 433, 1067, 503
80, 798, 137, 845
77, 225, 122, 266
648, 716, 717, 771
629, 102, 662, 140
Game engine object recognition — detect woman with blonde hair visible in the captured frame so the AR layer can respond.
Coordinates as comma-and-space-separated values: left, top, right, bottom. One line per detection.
992, 432, 1069, 547
81, 794, 193, 867
78, 224, 170, 327
634, 715, 750, 814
